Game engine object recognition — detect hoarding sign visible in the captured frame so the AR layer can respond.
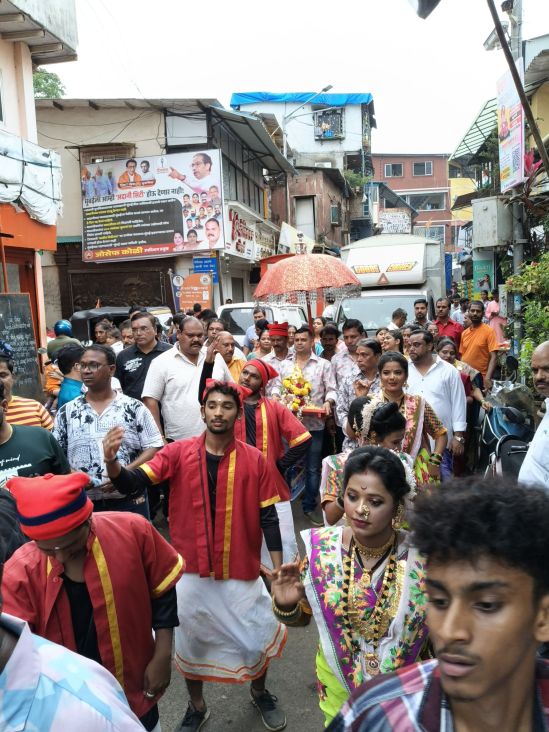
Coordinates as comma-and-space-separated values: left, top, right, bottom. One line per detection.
81, 150, 224, 261
497, 59, 525, 192
472, 258, 495, 297
171, 272, 212, 312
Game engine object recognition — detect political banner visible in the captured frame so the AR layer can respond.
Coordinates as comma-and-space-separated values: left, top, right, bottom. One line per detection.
497, 59, 525, 193
81, 150, 224, 262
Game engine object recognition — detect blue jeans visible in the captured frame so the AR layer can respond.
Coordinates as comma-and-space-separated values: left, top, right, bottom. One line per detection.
441, 448, 454, 481
92, 493, 150, 520
303, 429, 325, 513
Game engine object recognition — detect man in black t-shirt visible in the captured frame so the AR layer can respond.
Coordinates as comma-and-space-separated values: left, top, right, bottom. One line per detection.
0, 381, 70, 488
115, 312, 171, 400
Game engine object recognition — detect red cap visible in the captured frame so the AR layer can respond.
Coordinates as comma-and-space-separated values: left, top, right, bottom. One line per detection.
7, 472, 93, 540
246, 359, 279, 388
267, 321, 289, 338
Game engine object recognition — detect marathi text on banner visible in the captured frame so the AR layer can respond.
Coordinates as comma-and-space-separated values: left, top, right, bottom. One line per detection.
496, 59, 525, 193
81, 151, 225, 262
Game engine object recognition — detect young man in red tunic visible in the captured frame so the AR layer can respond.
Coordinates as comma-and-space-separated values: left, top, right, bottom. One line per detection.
236, 358, 311, 568
2, 472, 184, 731
103, 380, 288, 732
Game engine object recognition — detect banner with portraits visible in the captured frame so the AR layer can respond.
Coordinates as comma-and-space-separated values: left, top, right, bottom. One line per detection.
81, 150, 224, 262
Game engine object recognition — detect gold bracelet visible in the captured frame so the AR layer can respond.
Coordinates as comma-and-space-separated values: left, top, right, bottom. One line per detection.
272, 598, 300, 618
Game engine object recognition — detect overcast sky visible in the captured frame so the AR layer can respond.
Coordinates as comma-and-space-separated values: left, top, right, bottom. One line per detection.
46, 0, 548, 154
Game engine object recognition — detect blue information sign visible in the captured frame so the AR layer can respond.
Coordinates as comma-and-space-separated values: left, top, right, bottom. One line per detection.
193, 256, 218, 284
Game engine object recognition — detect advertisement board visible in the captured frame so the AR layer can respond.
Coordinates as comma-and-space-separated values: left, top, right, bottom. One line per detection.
497, 59, 525, 193
472, 258, 495, 297
81, 150, 224, 261
170, 272, 212, 312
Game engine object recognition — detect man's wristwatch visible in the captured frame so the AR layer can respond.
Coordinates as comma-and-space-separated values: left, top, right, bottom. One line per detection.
454, 436, 465, 444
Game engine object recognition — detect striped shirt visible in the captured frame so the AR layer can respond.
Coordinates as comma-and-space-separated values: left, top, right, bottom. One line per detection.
6, 395, 53, 431
327, 658, 549, 731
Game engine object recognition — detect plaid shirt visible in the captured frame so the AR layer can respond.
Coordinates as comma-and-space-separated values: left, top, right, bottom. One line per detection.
327, 659, 549, 731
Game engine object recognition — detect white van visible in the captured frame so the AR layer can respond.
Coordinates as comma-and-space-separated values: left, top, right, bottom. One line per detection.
217, 302, 307, 347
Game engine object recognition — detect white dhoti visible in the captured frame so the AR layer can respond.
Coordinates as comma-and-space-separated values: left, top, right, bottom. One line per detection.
174, 573, 287, 683
260, 499, 298, 569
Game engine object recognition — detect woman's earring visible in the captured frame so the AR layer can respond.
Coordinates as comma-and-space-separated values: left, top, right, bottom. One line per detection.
392, 503, 405, 531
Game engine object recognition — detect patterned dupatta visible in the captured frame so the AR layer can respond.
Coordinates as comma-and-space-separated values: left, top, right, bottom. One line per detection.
400, 394, 425, 460
302, 526, 428, 694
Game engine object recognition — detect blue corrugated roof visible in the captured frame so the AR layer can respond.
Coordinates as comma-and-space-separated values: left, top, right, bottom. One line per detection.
230, 92, 373, 108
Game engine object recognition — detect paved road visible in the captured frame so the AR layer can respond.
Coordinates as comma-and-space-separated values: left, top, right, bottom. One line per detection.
156, 505, 325, 732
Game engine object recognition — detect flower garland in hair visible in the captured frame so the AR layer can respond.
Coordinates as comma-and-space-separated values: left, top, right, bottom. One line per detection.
400, 455, 417, 499
359, 398, 382, 440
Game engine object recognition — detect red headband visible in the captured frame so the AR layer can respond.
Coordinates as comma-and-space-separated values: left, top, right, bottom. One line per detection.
202, 378, 251, 406
246, 359, 279, 388
267, 321, 289, 338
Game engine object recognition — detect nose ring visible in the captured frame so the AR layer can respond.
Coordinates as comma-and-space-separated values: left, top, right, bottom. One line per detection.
360, 505, 370, 520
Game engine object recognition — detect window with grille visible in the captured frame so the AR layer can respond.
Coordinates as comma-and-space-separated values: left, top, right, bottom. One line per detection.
314, 109, 345, 140
80, 144, 135, 164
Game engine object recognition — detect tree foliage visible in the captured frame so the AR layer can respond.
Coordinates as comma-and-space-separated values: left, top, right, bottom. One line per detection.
33, 68, 65, 99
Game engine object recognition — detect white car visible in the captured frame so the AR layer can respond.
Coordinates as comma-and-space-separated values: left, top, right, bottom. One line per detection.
217, 302, 307, 347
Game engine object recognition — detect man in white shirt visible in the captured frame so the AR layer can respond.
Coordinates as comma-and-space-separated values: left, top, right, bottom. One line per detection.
407, 329, 467, 480
142, 316, 228, 441
387, 307, 407, 331
168, 153, 217, 195
519, 341, 549, 487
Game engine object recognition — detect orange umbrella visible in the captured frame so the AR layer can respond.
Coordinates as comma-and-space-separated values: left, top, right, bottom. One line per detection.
253, 253, 360, 323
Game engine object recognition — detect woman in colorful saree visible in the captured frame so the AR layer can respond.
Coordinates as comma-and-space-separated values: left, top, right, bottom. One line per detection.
322, 399, 407, 526
378, 351, 447, 484
271, 446, 428, 726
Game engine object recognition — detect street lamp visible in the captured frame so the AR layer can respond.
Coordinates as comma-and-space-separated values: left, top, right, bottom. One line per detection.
282, 84, 333, 159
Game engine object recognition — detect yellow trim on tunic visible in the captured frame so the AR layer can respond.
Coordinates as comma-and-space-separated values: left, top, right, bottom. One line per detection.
259, 495, 280, 508
260, 403, 268, 458
141, 463, 160, 484
222, 450, 237, 579
46, 558, 52, 577
289, 431, 311, 448
91, 537, 124, 686
152, 554, 185, 597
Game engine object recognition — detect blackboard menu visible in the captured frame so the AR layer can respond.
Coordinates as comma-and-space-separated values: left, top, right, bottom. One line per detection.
0, 294, 43, 402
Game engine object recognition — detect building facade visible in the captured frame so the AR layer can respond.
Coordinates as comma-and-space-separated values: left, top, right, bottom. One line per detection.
0, 0, 77, 342
36, 98, 289, 321
371, 153, 454, 249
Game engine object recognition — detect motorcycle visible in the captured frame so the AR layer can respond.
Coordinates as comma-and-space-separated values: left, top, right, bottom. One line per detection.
479, 357, 536, 476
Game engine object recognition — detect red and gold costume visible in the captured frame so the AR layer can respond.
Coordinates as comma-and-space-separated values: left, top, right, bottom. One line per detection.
3, 512, 184, 719
234, 395, 310, 502
141, 432, 280, 580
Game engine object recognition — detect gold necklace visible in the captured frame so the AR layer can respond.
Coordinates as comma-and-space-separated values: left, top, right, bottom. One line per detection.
345, 541, 398, 675
353, 532, 395, 560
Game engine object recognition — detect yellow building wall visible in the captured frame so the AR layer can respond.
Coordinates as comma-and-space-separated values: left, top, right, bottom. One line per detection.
450, 177, 477, 222
529, 81, 549, 149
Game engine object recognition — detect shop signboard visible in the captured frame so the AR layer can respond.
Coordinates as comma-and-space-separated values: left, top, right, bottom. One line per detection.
193, 256, 218, 284
81, 150, 224, 261
225, 206, 256, 259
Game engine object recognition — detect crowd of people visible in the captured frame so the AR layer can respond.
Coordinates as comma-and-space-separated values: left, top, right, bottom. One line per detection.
1, 291, 549, 732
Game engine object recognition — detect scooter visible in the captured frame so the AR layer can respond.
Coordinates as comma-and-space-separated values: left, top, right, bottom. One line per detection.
477, 356, 536, 473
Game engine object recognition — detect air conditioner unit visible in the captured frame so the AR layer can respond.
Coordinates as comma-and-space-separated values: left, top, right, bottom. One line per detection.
330, 204, 341, 226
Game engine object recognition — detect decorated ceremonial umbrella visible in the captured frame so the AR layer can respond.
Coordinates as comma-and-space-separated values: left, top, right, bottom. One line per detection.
253, 252, 360, 324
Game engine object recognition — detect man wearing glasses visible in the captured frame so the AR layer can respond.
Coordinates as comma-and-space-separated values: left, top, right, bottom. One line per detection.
53, 344, 163, 518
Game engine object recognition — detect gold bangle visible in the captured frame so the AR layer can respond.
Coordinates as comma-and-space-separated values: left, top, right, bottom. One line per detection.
272, 598, 300, 618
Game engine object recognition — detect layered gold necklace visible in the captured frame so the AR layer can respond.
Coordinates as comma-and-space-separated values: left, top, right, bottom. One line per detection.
341, 536, 399, 676
354, 532, 395, 560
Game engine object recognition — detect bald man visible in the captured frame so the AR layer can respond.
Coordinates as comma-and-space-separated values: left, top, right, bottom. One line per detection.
519, 340, 549, 487
216, 331, 247, 382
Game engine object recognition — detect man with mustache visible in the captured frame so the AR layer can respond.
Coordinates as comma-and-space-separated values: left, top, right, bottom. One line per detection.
327, 476, 549, 731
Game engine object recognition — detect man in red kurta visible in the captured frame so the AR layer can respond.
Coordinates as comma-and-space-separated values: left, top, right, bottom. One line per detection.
236, 358, 311, 567
103, 380, 288, 732
2, 472, 184, 731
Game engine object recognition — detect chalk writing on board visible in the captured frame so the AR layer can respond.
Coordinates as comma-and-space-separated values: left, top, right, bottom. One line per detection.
0, 294, 43, 402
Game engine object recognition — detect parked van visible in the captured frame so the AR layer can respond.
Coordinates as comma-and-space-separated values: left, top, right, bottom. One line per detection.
217, 302, 307, 347
335, 234, 445, 335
